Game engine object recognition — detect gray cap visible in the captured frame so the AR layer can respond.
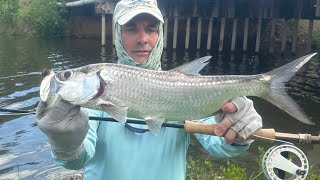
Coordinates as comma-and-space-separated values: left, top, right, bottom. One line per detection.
113, 0, 164, 25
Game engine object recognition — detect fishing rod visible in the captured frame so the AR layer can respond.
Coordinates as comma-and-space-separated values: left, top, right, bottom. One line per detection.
0, 108, 36, 114
1, 108, 319, 144
91, 116, 319, 179
90, 116, 320, 144
1, 108, 319, 179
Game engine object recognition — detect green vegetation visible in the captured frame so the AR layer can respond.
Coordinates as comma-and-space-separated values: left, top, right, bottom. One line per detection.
186, 146, 320, 180
0, 0, 19, 32
0, 0, 67, 37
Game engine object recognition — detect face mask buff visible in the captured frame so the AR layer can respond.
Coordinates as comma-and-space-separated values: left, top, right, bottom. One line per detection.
114, 22, 163, 70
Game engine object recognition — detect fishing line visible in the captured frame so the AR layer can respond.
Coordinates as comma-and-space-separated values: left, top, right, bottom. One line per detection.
252, 134, 294, 145
0, 108, 185, 129
0, 72, 41, 80
0, 112, 35, 116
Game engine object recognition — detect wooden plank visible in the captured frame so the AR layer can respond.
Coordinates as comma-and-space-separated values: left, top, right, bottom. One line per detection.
231, 18, 237, 52
213, 0, 219, 17
207, 0, 216, 50
306, 19, 313, 53
101, 13, 106, 46
163, 17, 168, 49
197, 17, 202, 50
228, 0, 235, 18
316, 0, 320, 17
269, 18, 276, 53
173, 7, 178, 49
256, 1, 263, 53
255, 18, 262, 53
281, 19, 287, 53
291, 19, 299, 54
192, 0, 198, 17
243, 18, 249, 52
292, 0, 302, 54
112, 16, 115, 45
295, 0, 303, 18
173, 16, 178, 49
269, 0, 275, 53
207, 18, 213, 50
185, 17, 191, 49
219, 17, 226, 52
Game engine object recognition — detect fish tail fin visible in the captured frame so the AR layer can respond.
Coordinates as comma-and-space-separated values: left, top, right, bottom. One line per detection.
262, 53, 317, 125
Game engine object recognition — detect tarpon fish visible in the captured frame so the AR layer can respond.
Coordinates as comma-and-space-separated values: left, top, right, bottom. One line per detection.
40, 53, 317, 134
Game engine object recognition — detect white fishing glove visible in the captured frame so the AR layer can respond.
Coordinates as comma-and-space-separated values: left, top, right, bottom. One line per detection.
36, 100, 89, 161
216, 96, 262, 144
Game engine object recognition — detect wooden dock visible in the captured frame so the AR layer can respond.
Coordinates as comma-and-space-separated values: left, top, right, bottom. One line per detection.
93, 0, 320, 54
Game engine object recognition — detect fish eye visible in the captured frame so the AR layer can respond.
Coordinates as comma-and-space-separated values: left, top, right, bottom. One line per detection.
59, 70, 73, 81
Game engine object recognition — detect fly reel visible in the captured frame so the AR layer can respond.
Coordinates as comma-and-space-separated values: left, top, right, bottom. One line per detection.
262, 144, 309, 180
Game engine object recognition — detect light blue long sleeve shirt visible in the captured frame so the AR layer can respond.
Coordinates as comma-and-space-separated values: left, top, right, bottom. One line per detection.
53, 109, 250, 180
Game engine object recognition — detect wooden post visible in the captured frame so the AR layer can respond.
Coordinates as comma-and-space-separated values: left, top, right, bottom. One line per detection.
306, 19, 313, 53
269, 0, 275, 53
112, 17, 115, 45
207, 1, 216, 51
316, 0, 320, 17
185, 17, 191, 49
101, 2, 115, 46
255, 18, 262, 53
269, 19, 276, 53
173, 7, 178, 49
101, 13, 106, 46
291, 19, 299, 54
231, 18, 237, 52
229, 0, 236, 52
281, 19, 287, 53
197, 17, 202, 50
193, 0, 202, 50
255, 6, 263, 53
207, 18, 213, 50
228, 0, 235, 18
219, 17, 226, 52
213, 0, 219, 18
101, 46, 106, 62
163, 17, 168, 49
292, 0, 302, 54
243, 18, 249, 52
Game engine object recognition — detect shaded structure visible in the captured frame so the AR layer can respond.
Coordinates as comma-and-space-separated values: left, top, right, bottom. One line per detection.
66, 0, 320, 54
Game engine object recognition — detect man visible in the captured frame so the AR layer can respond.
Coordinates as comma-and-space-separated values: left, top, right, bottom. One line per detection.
36, 0, 262, 179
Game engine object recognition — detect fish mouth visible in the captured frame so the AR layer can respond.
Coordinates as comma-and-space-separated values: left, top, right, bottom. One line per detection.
40, 72, 55, 102
39, 72, 62, 107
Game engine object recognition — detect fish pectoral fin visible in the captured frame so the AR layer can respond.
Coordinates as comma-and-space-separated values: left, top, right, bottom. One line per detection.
169, 56, 212, 76
145, 118, 165, 135
98, 101, 128, 124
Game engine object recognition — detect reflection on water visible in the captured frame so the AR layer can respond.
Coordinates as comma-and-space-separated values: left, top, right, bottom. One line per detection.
0, 36, 319, 179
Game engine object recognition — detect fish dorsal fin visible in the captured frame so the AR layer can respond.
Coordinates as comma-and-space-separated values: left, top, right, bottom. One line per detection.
145, 118, 165, 135
97, 100, 128, 124
169, 56, 212, 76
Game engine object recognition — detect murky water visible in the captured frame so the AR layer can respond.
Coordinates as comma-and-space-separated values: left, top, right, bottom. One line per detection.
0, 36, 319, 179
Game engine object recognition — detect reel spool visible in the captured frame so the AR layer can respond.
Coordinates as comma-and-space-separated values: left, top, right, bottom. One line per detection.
262, 144, 309, 180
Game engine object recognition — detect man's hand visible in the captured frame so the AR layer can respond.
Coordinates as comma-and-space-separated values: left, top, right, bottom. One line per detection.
214, 97, 262, 144
36, 100, 89, 160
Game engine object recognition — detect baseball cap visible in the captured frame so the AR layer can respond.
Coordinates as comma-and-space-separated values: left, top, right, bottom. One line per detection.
114, 0, 164, 25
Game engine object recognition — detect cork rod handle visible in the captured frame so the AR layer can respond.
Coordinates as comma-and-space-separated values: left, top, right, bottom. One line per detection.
184, 120, 276, 140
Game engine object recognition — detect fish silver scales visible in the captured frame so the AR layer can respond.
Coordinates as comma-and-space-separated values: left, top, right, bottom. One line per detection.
40, 54, 317, 134
100, 66, 267, 121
